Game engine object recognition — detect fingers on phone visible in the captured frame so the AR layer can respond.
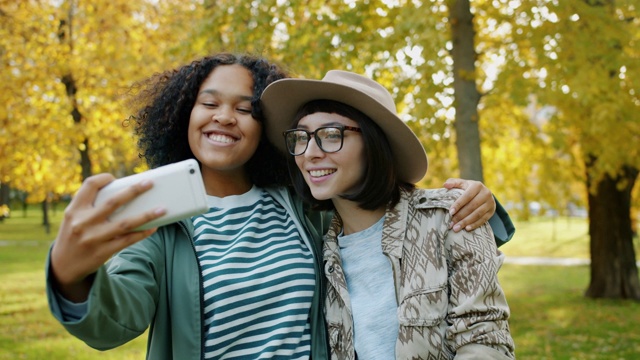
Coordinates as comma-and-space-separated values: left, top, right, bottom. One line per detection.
135, 207, 167, 228
109, 229, 158, 254
94, 180, 153, 216
68, 174, 115, 209
121, 179, 154, 202
112, 207, 166, 233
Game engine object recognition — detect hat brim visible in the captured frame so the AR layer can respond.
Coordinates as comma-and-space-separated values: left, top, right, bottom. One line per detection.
261, 78, 428, 184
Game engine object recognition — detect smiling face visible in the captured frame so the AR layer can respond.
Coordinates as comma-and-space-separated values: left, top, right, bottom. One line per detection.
188, 64, 262, 190
294, 112, 365, 203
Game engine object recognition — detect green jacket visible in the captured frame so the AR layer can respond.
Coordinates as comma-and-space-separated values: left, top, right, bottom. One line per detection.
46, 186, 330, 360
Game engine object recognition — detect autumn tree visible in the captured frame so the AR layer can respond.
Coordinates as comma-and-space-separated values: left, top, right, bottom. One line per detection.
494, 0, 640, 299
52, 0, 194, 180
0, 0, 81, 229
0, 0, 199, 230
4, 0, 637, 275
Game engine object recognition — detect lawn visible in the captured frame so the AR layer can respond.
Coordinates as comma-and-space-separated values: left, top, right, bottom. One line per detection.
0, 208, 147, 360
1, 208, 639, 359
500, 216, 595, 259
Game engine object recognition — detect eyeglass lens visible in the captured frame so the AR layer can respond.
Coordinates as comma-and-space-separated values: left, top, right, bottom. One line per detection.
286, 127, 344, 155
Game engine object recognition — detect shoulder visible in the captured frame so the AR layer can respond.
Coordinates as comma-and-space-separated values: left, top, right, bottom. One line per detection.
262, 185, 294, 202
405, 187, 462, 210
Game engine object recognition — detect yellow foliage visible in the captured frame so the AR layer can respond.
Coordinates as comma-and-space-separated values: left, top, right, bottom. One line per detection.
1, 0, 196, 199
1, 0, 637, 216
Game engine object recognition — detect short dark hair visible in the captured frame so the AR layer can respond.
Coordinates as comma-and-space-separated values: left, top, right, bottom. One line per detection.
287, 100, 413, 211
129, 53, 290, 187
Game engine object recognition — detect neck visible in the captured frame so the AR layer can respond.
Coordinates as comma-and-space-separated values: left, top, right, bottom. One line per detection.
333, 198, 386, 236
201, 168, 253, 197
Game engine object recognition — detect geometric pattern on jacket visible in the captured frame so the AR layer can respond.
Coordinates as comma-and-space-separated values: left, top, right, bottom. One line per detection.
322, 187, 516, 359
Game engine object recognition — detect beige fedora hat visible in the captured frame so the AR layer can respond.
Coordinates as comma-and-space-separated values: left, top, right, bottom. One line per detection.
261, 70, 428, 183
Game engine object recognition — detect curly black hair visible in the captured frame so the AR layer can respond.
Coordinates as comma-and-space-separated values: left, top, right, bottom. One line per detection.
129, 53, 291, 187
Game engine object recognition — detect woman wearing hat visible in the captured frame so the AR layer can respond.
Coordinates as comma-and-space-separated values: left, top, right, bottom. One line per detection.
262, 71, 515, 359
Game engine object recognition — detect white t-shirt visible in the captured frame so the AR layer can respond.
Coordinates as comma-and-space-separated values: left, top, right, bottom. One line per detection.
338, 215, 399, 359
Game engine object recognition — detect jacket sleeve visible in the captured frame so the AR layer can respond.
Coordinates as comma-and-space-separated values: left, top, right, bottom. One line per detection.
444, 222, 516, 359
45, 232, 165, 350
488, 196, 515, 247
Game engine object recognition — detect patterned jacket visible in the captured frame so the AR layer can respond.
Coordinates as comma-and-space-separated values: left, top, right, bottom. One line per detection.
322, 188, 516, 359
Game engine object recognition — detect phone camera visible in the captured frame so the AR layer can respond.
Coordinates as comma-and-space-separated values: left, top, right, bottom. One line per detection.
190, 169, 195, 174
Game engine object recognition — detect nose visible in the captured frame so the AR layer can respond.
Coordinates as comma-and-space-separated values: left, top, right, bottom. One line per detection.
303, 135, 324, 159
212, 106, 235, 125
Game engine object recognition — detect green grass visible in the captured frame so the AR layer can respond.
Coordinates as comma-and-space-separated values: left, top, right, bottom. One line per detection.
0, 207, 147, 359
500, 216, 594, 259
1, 208, 639, 359
499, 216, 640, 359
499, 264, 640, 359
500, 215, 640, 259
0, 203, 65, 242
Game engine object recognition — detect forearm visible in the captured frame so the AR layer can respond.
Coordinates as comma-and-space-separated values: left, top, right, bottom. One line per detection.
46, 265, 146, 349
45, 243, 160, 349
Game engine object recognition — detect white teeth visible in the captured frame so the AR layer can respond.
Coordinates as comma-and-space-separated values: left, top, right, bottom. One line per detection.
207, 133, 236, 143
309, 169, 335, 177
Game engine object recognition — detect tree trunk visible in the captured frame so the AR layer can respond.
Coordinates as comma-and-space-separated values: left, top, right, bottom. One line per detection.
585, 158, 640, 300
580, 0, 639, 300
21, 192, 28, 218
79, 135, 92, 180
61, 74, 92, 180
59, 3, 92, 181
42, 199, 50, 234
449, 0, 484, 182
0, 182, 9, 222
0, 182, 9, 206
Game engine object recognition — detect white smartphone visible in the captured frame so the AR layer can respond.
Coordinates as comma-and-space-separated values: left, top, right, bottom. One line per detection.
94, 159, 209, 231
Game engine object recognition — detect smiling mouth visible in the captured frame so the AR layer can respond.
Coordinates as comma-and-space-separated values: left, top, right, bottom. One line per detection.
309, 169, 336, 177
206, 133, 237, 144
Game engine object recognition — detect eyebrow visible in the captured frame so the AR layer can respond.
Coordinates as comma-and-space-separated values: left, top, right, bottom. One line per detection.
298, 121, 349, 129
198, 89, 253, 102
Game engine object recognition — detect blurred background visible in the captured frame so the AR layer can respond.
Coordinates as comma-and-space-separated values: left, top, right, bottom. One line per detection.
1, 0, 639, 358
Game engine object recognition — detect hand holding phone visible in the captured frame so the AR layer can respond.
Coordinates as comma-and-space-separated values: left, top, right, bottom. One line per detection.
94, 159, 209, 231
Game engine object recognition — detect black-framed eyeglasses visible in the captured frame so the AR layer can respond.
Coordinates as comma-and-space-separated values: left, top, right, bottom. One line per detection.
282, 125, 362, 156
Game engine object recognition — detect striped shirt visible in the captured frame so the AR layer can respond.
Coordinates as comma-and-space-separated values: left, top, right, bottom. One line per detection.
192, 186, 314, 359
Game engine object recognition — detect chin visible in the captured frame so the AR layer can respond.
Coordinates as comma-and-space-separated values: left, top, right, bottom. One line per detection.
309, 190, 332, 202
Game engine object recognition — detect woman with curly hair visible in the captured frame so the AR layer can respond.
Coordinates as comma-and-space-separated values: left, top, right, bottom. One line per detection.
45, 53, 510, 359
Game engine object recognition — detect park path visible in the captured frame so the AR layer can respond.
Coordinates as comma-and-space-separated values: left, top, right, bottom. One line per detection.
504, 256, 640, 267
